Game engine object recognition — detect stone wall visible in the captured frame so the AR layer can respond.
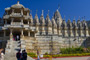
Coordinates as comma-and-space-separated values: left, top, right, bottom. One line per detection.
34, 35, 87, 54
23, 36, 37, 53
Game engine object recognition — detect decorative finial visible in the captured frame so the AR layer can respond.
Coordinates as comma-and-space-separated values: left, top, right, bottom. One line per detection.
74, 16, 75, 20
17, 1, 20, 5
82, 17, 83, 20
63, 15, 65, 20
36, 10, 38, 15
58, 4, 60, 11
52, 12, 54, 18
30, 10, 32, 15
79, 16, 80, 20
84, 16, 85, 20
42, 10, 44, 15
48, 10, 50, 15
68, 16, 70, 20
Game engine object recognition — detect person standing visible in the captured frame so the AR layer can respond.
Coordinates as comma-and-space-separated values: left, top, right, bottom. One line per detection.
1, 51, 4, 60
0, 52, 1, 60
37, 50, 40, 60
22, 50, 27, 60
21, 50, 24, 60
17, 35, 19, 41
16, 50, 21, 60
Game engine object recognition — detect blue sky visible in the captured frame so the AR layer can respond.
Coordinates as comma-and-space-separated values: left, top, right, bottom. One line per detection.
0, 0, 90, 22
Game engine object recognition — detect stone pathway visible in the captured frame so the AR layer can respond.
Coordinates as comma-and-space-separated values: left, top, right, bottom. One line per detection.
40, 56, 90, 60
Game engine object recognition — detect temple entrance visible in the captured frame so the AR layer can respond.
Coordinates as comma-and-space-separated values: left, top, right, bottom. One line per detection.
13, 31, 21, 41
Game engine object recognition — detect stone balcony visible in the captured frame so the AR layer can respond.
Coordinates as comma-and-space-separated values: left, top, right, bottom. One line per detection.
3, 23, 36, 30
23, 24, 29, 28
23, 15, 30, 20
3, 15, 10, 19
10, 13, 23, 17
4, 24, 11, 27
10, 22, 23, 28
11, 22, 22, 25
4, 22, 23, 28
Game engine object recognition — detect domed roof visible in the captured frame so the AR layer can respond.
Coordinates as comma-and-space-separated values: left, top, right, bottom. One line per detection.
11, 1, 24, 8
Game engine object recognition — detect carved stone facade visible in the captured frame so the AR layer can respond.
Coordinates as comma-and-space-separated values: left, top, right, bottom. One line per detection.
0, 1, 89, 54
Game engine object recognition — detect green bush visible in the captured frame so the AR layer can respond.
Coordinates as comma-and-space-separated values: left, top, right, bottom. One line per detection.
60, 47, 86, 54
28, 53, 90, 58
28, 55, 37, 58
43, 53, 90, 58
27, 53, 37, 58
45, 52, 48, 55
43, 55, 51, 58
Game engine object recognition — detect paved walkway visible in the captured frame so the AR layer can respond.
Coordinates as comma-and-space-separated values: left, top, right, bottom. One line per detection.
40, 56, 90, 60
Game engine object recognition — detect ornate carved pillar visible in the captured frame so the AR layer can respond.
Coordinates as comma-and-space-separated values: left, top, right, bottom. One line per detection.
64, 27, 68, 37
10, 29, 13, 35
35, 25, 40, 35
57, 28, 62, 36
27, 12, 29, 16
21, 9, 23, 15
41, 26, 45, 35
11, 18, 14, 25
4, 30, 6, 37
28, 31, 30, 36
12, 9, 14, 14
80, 28, 84, 37
36, 26, 38, 31
21, 30, 23, 36
53, 28, 57, 35
75, 29, 78, 37
47, 26, 52, 35
85, 28, 89, 37
21, 18, 23, 25
10, 29, 13, 40
20, 29, 25, 51
7, 11, 8, 15
28, 20, 29, 25
70, 28, 74, 37
21, 29, 24, 40
5, 20, 7, 24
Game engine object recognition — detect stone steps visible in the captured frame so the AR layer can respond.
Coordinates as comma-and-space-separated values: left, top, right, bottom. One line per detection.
5, 40, 35, 60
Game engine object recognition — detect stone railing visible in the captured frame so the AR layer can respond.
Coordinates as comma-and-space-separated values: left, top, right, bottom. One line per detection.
11, 22, 23, 27
4, 24, 11, 27
0, 36, 9, 40
23, 15, 30, 19
29, 27, 36, 31
11, 22, 22, 25
10, 13, 22, 17
23, 36, 35, 40
5, 36, 10, 40
23, 24, 29, 28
